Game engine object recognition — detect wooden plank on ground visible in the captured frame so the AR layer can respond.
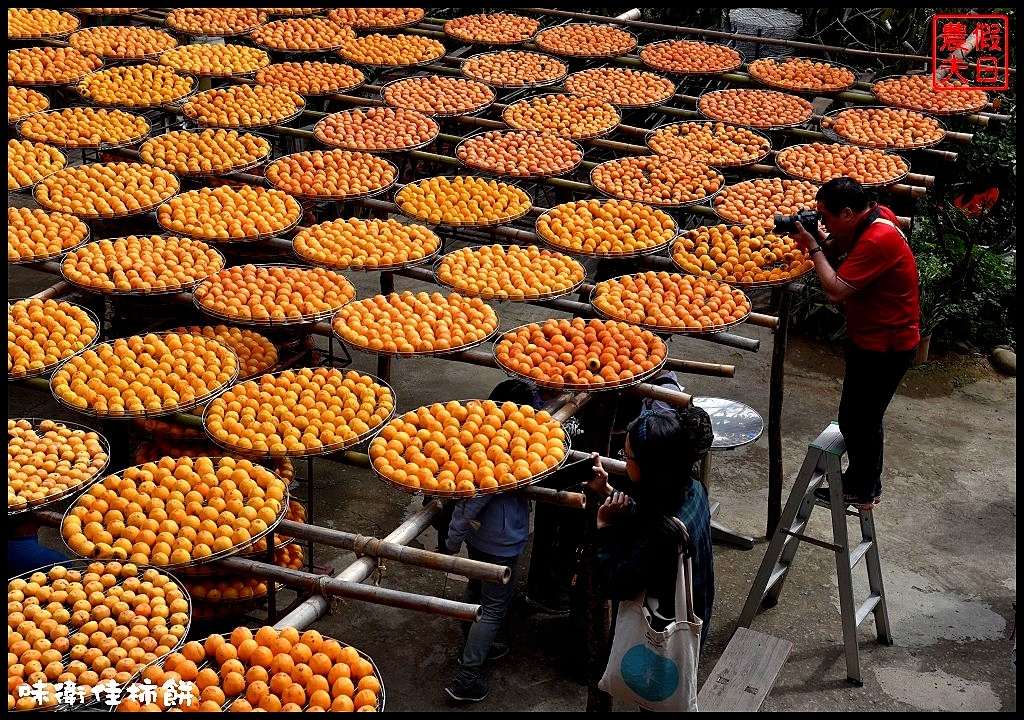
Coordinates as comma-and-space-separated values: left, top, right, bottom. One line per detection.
697, 627, 792, 712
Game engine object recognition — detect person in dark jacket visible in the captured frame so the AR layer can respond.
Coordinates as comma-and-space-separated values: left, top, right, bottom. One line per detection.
587, 404, 715, 649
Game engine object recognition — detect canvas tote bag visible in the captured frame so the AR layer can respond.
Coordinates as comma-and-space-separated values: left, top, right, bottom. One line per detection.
598, 518, 702, 711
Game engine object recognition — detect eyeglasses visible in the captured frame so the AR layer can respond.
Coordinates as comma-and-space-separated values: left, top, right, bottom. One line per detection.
616, 448, 636, 462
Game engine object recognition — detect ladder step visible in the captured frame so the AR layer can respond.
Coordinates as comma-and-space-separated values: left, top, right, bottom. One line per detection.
810, 421, 846, 452
765, 562, 789, 594
810, 496, 874, 520
854, 594, 883, 627
781, 528, 842, 553
784, 512, 811, 537
799, 469, 828, 504
808, 467, 829, 486
849, 538, 873, 569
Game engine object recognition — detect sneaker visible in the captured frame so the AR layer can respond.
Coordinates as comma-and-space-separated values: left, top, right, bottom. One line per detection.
445, 675, 489, 703
525, 595, 570, 616
813, 486, 881, 510
487, 642, 509, 661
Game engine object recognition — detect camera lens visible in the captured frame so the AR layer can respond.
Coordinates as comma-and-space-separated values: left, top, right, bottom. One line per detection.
773, 213, 797, 233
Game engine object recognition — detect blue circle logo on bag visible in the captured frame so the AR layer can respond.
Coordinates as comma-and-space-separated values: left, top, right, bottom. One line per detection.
621, 645, 679, 701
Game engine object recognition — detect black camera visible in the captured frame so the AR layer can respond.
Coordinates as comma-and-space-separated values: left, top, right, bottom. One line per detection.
773, 209, 821, 235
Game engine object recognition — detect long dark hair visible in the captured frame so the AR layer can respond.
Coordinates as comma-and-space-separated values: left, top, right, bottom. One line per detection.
625, 405, 714, 509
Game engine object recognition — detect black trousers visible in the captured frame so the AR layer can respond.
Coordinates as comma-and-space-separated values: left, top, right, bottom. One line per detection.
526, 489, 583, 602
837, 342, 916, 498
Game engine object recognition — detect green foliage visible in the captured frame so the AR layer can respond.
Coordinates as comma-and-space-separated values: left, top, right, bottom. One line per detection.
788, 277, 847, 343
943, 116, 1017, 250
964, 116, 1017, 178
911, 100, 1016, 350
914, 252, 953, 336
941, 248, 1016, 349
911, 211, 1016, 349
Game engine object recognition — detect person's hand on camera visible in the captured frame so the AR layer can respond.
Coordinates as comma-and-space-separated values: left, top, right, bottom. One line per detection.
792, 221, 820, 252
597, 490, 633, 529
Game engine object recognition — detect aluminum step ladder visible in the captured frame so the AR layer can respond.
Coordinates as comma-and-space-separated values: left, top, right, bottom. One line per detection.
736, 421, 892, 685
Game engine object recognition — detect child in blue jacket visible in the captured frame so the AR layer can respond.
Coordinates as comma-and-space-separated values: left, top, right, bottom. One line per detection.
443, 485, 531, 703
443, 380, 534, 704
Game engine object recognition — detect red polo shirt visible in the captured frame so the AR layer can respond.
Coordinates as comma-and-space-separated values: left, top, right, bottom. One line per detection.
836, 205, 921, 352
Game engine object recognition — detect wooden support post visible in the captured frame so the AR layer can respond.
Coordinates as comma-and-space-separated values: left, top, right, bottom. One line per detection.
583, 481, 613, 712
767, 286, 796, 536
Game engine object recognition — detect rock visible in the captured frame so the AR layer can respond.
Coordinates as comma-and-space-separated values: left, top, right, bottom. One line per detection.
953, 339, 978, 355
990, 346, 1016, 375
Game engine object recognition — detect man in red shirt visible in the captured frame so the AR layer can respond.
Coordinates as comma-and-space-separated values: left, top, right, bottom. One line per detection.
792, 177, 920, 509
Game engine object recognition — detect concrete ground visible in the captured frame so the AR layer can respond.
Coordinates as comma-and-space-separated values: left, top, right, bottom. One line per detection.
9, 244, 1016, 712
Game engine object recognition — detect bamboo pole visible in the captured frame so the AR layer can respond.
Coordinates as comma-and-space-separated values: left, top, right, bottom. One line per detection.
758, 154, 936, 190
746, 312, 780, 330
214, 556, 482, 622
489, 60, 986, 146
792, 123, 968, 157
20, 260, 62, 276
273, 496, 444, 629
12, 204, 769, 355
627, 381, 692, 409
826, 89, 1012, 125
101, 125, 931, 222
270, 487, 583, 628
216, 71, 956, 194
518, 483, 586, 509
550, 392, 594, 424
535, 391, 576, 417
29, 280, 73, 301
663, 358, 735, 378
746, 162, 929, 199
272, 519, 510, 584
26, 507, 491, 611
8, 343, 726, 447
17, 376, 62, 395
8, 242, 766, 361
572, 279, 778, 331
444, 344, 740, 385
32, 509, 75, 527
421, 280, 760, 351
